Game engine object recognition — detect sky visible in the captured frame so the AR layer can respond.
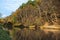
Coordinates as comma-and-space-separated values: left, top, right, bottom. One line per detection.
0, 0, 28, 18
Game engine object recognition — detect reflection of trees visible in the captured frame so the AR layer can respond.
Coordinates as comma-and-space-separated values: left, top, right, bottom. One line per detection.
14, 29, 60, 40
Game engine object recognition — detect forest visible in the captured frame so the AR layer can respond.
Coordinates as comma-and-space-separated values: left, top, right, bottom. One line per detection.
0, 0, 60, 40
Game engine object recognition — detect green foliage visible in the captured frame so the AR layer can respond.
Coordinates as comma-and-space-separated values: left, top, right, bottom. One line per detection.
20, 3, 26, 9
0, 29, 11, 40
20, 0, 36, 9
0, 23, 11, 40
0, 24, 3, 29
27, 0, 36, 6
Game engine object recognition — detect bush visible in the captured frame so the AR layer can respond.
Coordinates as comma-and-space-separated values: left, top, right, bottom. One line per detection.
3, 22, 13, 30
0, 24, 3, 29
0, 29, 11, 40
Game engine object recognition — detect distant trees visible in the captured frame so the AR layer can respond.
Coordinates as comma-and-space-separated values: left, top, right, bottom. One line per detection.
27, 0, 36, 6
20, 0, 36, 9
20, 3, 27, 9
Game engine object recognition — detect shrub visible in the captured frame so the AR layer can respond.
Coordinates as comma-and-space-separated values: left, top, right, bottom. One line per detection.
0, 29, 11, 40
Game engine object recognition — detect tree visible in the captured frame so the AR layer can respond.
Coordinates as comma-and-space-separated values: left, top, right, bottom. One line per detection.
20, 3, 26, 9
27, 0, 36, 6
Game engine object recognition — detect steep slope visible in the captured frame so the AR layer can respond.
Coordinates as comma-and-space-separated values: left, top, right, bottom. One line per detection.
4, 0, 60, 26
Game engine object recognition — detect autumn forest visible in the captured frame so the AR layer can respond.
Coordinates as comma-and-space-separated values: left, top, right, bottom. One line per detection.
0, 0, 60, 40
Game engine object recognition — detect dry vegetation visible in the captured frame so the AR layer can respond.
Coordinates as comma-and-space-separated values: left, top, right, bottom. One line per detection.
3, 0, 60, 26
0, 0, 60, 40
